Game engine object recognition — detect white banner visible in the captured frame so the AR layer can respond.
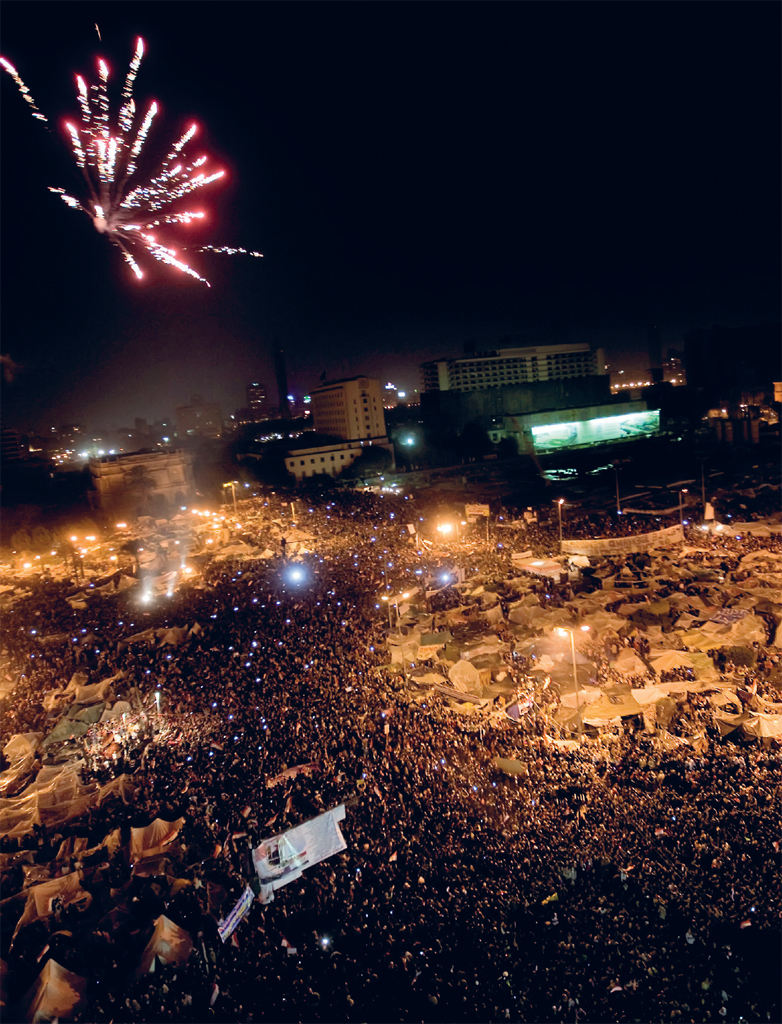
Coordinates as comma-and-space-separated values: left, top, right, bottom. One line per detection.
465, 504, 490, 517
561, 524, 684, 556
252, 805, 347, 904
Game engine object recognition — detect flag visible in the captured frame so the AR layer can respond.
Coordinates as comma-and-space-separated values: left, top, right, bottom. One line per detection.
740, 919, 752, 929
389, 851, 397, 862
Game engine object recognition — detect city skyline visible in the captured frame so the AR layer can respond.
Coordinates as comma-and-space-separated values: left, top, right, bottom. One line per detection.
2, 2, 779, 432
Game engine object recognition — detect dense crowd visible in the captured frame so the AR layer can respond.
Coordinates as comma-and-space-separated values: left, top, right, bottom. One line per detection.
1, 491, 780, 1023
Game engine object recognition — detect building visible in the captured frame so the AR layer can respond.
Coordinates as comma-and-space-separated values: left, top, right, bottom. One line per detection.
421, 342, 605, 393
246, 382, 268, 419
421, 374, 613, 434
175, 396, 223, 439
90, 449, 195, 516
284, 438, 394, 483
310, 376, 387, 441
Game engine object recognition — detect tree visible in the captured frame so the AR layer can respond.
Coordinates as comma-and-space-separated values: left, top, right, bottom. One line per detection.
341, 446, 393, 481
125, 465, 155, 517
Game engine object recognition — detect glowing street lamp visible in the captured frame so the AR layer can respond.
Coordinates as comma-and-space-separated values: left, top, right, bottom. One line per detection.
222, 480, 238, 516
556, 625, 590, 739
680, 488, 688, 531
555, 499, 564, 553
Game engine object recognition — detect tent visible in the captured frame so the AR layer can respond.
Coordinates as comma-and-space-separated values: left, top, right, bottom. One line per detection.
130, 817, 185, 864
0, 734, 40, 796
14, 958, 87, 1024
135, 915, 193, 977
448, 660, 482, 694
12, 873, 92, 940
582, 690, 643, 721
650, 650, 695, 675
611, 648, 649, 677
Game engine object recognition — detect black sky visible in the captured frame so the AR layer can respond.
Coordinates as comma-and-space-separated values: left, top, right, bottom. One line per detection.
1, 1, 779, 433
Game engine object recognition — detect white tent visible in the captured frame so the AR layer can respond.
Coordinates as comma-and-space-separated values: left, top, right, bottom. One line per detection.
611, 648, 649, 677
14, 958, 87, 1024
135, 915, 193, 977
650, 650, 695, 675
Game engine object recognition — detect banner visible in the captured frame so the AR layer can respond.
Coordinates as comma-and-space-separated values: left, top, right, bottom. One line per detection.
465, 504, 490, 517
561, 524, 683, 556
218, 885, 255, 943
252, 805, 347, 904
621, 504, 683, 516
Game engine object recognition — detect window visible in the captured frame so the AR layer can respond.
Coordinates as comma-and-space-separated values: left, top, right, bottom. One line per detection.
300, 460, 305, 466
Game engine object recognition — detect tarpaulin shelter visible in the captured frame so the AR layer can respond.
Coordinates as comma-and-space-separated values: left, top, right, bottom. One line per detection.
741, 714, 782, 741
650, 650, 695, 675
0, 734, 40, 797
42, 721, 89, 747
12, 873, 92, 941
14, 958, 87, 1023
135, 915, 193, 977
581, 689, 643, 722
448, 660, 482, 694
610, 648, 649, 677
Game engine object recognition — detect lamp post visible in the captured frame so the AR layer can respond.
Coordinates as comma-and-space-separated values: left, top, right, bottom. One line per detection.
679, 488, 688, 532
556, 499, 564, 553
556, 625, 590, 740
614, 466, 621, 514
222, 481, 238, 516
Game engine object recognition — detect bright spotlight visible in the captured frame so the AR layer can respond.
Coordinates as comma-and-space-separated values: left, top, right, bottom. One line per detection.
288, 568, 304, 583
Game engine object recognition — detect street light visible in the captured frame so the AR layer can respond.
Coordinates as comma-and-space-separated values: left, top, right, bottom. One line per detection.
555, 499, 564, 553
679, 488, 688, 531
222, 480, 238, 516
556, 625, 590, 740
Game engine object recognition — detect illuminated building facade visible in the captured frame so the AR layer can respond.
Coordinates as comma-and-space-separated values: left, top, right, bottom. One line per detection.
310, 377, 387, 441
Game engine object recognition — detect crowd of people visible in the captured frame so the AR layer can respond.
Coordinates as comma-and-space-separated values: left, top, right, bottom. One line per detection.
1, 490, 780, 1023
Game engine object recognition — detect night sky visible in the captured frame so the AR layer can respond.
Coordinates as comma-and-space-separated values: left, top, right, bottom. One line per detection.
1, 1, 779, 433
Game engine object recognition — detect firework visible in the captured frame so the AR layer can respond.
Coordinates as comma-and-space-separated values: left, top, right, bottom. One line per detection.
1, 37, 262, 285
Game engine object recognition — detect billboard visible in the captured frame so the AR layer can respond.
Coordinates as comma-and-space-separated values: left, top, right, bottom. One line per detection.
530, 410, 660, 452
252, 804, 347, 904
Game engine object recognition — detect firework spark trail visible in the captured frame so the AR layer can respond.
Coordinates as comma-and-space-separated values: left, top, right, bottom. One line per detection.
1, 37, 263, 284
0, 56, 47, 120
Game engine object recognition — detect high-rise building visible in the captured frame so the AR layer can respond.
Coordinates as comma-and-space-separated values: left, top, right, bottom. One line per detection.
310, 376, 387, 441
175, 396, 223, 439
246, 382, 268, 417
421, 342, 604, 393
